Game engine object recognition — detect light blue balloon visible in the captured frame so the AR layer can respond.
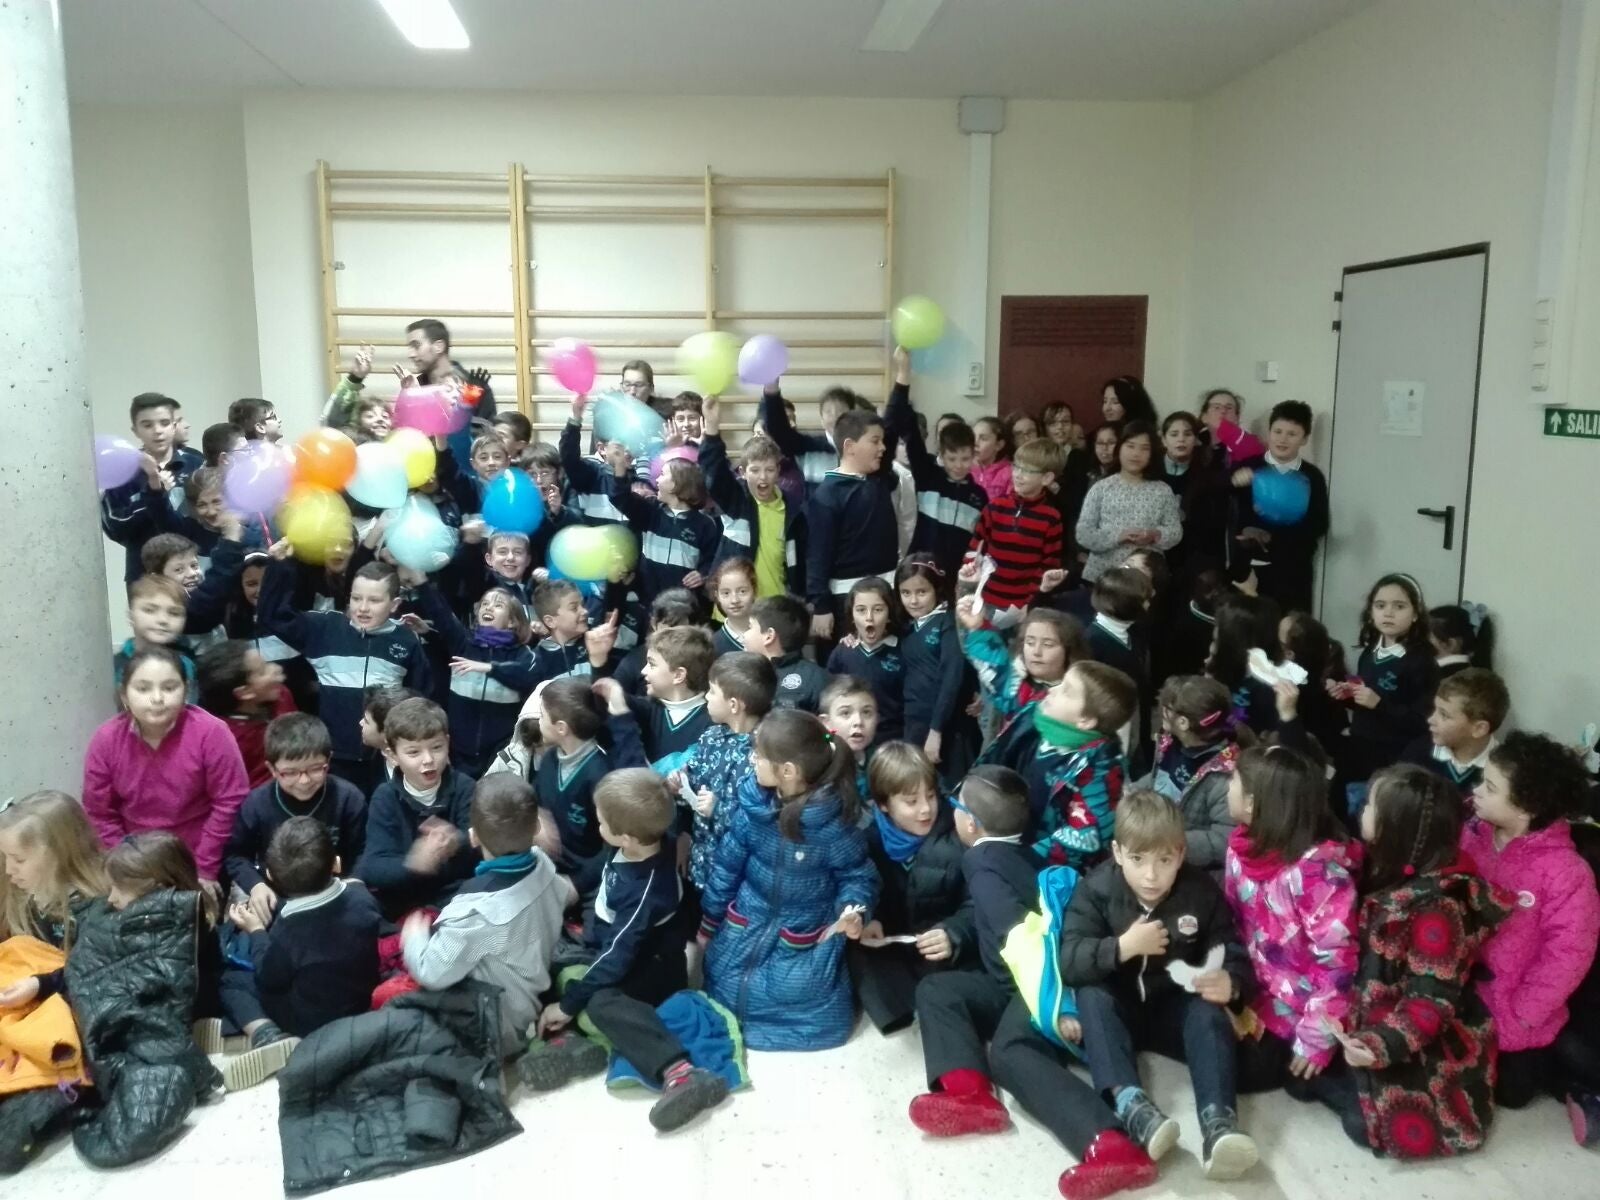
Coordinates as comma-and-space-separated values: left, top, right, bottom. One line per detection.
385, 496, 458, 572
481, 467, 546, 536
592, 390, 665, 456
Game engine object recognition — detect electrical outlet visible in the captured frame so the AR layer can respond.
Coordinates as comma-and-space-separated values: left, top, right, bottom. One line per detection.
966, 361, 985, 396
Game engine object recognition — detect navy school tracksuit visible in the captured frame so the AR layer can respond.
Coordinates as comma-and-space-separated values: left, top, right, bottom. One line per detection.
607, 476, 720, 608
884, 382, 987, 581
559, 418, 629, 526
699, 432, 807, 598
100, 444, 204, 582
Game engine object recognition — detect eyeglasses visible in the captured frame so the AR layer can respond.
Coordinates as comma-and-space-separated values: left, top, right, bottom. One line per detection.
946, 793, 973, 816
276, 763, 330, 782
620, 381, 651, 393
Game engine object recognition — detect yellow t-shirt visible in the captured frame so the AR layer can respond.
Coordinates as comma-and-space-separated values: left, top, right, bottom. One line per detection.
754, 494, 787, 597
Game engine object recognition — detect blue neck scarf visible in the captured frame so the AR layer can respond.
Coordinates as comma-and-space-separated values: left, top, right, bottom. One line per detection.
474, 850, 536, 877
474, 626, 517, 649
873, 806, 927, 864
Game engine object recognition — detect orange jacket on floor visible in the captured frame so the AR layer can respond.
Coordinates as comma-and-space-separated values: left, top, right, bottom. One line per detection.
0, 935, 88, 1096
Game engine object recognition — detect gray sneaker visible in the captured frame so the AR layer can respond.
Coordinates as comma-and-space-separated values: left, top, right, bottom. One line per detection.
1119, 1092, 1180, 1161
515, 1034, 608, 1092
649, 1067, 728, 1132
222, 1023, 299, 1092
1200, 1104, 1259, 1180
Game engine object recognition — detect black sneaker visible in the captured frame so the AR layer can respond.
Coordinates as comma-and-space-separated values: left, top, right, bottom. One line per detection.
515, 1034, 608, 1092
1200, 1104, 1259, 1180
649, 1067, 729, 1132
1567, 1092, 1600, 1148
1119, 1092, 1180, 1161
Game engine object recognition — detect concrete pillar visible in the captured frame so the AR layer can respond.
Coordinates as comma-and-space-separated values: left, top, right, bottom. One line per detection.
0, 1, 114, 794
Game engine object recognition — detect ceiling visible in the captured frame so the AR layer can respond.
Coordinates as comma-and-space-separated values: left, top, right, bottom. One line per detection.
62, 0, 1377, 105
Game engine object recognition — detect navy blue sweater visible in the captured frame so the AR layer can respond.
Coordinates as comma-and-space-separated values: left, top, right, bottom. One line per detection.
535, 715, 647, 877
607, 478, 720, 606
257, 559, 432, 763
884, 383, 986, 579
356, 767, 479, 918
252, 879, 382, 1037
768, 651, 831, 714
559, 845, 686, 1017
963, 838, 1043, 987
699, 431, 807, 598
759, 387, 839, 498
1350, 643, 1439, 761
99, 445, 204, 581
624, 694, 711, 776
826, 637, 905, 743
488, 635, 600, 695
413, 583, 531, 762
559, 418, 629, 526
223, 776, 369, 894
899, 607, 973, 742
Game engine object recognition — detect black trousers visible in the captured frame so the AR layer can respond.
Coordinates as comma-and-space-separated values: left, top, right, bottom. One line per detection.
1290, 1063, 1370, 1149
581, 947, 689, 1085
915, 971, 1013, 1083
1235, 1030, 1294, 1094
849, 943, 941, 1035
1498, 1026, 1600, 1107
988, 996, 1117, 1156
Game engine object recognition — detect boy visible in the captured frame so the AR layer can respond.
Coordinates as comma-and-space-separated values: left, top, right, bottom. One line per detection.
680, 653, 776, 889
966, 436, 1067, 623
114, 575, 199, 694
222, 818, 383, 1091
448, 525, 534, 615
1086, 566, 1154, 758
536, 676, 646, 880
483, 579, 618, 695
201, 422, 247, 469
820, 674, 879, 795
614, 588, 702, 697
742, 594, 830, 713
979, 660, 1136, 869
560, 392, 632, 526
196, 639, 296, 787
224, 713, 368, 926
1400, 667, 1508, 801
628, 626, 714, 775
401, 775, 572, 1057
669, 392, 705, 444
493, 410, 534, 462
797, 407, 901, 639
760, 379, 860, 494
1060, 790, 1258, 1183
355, 698, 478, 919
523, 770, 727, 1132
228, 397, 282, 443
258, 556, 433, 781
1233, 400, 1329, 614
699, 395, 806, 600
101, 391, 205, 582
883, 349, 987, 580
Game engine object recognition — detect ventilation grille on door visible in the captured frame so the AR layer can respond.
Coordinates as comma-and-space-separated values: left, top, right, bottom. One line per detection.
1005, 298, 1145, 347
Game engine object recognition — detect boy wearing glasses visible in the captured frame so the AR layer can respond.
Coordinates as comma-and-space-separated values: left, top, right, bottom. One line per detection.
224, 713, 369, 928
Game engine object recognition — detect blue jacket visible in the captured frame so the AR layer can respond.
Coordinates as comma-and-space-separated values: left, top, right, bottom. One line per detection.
699, 777, 877, 1051
699, 432, 807, 598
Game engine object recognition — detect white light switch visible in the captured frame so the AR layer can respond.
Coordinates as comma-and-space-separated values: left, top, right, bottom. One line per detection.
1256, 360, 1280, 383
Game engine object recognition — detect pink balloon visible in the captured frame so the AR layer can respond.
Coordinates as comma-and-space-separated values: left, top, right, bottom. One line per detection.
738, 335, 789, 387
549, 338, 597, 395
648, 444, 699, 487
223, 441, 293, 512
393, 385, 461, 436
93, 435, 143, 491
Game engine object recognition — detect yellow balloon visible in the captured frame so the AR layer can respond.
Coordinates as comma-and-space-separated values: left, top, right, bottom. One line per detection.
677, 331, 738, 395
280, 485, 352, 566
386, 427, 437, 489
892, 294, 946, 350
597, 524, 639, 581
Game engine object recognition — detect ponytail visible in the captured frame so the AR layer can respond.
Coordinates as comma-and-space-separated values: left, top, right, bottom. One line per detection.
758, 710, 860, 842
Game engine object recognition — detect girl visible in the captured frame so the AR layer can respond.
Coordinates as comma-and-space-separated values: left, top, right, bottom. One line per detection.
970, 416, 1012, 502
960, 602, 1087, 722
1074, 422, 1182, 584
1306, 764, 1510, 1159
81, 646, 250, 905
1279, 611, 1348, 752
1099, 375, 1159, 431
1333, 574, 1438, 788
228, 551, 317, 712
698, 710, 878, 1051
1226, 743, 1360, 1091
1460, 733, 1599, 1109
108, 831, 224, 1023
896, 556, 978, 777
1197, 388, 1266, 468
1429, 603, 1494, 678
351, 395, 392, 442
195, 638, 295, 787
826, 577, 905, 744
1003, 412, 1039, 450
1159, 411, 1228, 578
710, 557, 758, 658
610, 456, 720, 607
1142, 676, 1250, 870
1041, 401, 1083, 452
850, 742, 971, 1034
0, 791, 108, 957
1207, 592, 1295, 734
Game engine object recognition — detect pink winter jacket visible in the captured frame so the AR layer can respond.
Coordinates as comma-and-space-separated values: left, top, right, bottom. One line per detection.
970, 460, 1012, 503
1460, 817, 1600, 1052
1224, 828, 1360, 1068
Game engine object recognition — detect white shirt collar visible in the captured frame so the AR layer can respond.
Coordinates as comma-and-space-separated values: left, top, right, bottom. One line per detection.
1095, 614, 1133, 647
915, 604, 949, 630
974, 834, 1023, 847
402, 777, 442, 806
279, 877, 346, 919
1436, 654, 1470, 668
1434, 737, 1496, 771
1268, 453, 1304, 473
1373, 640, 1407, 662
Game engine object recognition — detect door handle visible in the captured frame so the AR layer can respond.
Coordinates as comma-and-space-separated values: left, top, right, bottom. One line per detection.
1416, 504, 1455, 551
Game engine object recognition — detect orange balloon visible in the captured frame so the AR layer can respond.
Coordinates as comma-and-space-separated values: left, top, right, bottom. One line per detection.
293, 428, 357, 491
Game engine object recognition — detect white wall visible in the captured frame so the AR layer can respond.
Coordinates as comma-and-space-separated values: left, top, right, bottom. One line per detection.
1183, 0, 1592, 734
71, 103, 261, 634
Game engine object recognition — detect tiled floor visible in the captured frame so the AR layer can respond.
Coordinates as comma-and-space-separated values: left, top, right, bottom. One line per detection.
16, 1025, 1597, 1200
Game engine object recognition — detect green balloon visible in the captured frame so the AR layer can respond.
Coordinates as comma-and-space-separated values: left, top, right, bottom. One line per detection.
549, 526, 611, 582
893, 294, 946, 350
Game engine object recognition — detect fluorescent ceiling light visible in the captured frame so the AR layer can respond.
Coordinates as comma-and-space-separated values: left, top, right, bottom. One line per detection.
376, 0, 470, 50
861, 0, 944, 53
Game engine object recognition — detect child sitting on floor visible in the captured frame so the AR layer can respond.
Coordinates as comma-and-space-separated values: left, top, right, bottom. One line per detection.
1399, 667, 1508, 803
1141, 676, 1252, 872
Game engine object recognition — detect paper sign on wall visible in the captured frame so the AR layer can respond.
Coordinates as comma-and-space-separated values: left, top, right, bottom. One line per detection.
1380, 381, 1425, 437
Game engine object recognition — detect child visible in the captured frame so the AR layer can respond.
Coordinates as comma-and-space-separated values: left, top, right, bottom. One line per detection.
114, 575, 199, 696
826, 577, 904, 743
959, 602, 1086, 723
0, 791, 109, 956
1306, 764, 1510, 1158
493, 410, 533, 462
1061, 790, 1259, 1182
1086, 566, 1153, 760
1143, 676, 1247, 871
883, 350, 988, 579
698, 710, 877, 1051
1224, 743, 1360, 1092
195, 639, 295, 787
1460, 734, 1599, 1108
223, 713, 368, 927
969, 416, 1012, 501
742, 594, 830, 713
1159, 411, 1230, 579
533, 677, 646, 879
819, 675, 880, 790
988, 660, 1136, 868
1332, 573, 1439, 791
896, 555, 977, 775
708, 558, 758, 658
560, 393, 631, 526
401, 775, 571, 1057
100, 391, 204, 582
1399, 668, 1509, 802
229, 397, 282, 443
222, 818, 383, 1089
347, 683, 419, 799
525, 771, 728, 1131
1430, 603, 1494, 678
631, 626, 714, 774
670, 391, 705, 443
607, 448, 719, 607
466, 529, 534, 607
965, 436, 1068, 621
1074, 422, 1182, 585
1231, 401, 1329, 614
798, 406, 901, 640
1207, 591, 1291, 735
680, 653, 777, 890
354, 698, 478, 919
758, 380, 860, 495
1278, 610, 1348, 752
452, 580, 618, 709
852, 742, 972, 1034
258, 557, 433, 783
700, 395, 805, 601
612, 587, 701, 696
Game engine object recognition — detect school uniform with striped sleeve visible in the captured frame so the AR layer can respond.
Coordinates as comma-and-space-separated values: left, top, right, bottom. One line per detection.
884, 382, 987, 578
608, 475, 721, 607
699, 431, 806, 599
968, 492, 1064, 614
559, 417, 630, 526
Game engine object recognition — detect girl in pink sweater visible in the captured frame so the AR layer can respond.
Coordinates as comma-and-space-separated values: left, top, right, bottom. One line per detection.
82, 646, 248, 907
1224, 742, 1360, 1091
1461, 732, 1600, 1117
969, 417, 1012, 501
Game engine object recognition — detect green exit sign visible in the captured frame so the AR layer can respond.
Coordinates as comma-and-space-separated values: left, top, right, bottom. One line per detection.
1544, 408, 1600, 440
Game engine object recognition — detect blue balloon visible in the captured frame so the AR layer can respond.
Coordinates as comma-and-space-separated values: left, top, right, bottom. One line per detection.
1252, 467, 1311, 525
384, 496, 458, 573
481, 468, 546, 535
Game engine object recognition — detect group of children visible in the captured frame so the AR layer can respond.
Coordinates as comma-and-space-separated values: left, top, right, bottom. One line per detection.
2, 323, 1596, 1195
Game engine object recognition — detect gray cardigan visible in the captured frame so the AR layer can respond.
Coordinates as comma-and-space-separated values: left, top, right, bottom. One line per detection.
1074, 475, 1183, 582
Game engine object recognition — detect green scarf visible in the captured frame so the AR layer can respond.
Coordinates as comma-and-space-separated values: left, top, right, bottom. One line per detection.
1032, 707, 1100, 751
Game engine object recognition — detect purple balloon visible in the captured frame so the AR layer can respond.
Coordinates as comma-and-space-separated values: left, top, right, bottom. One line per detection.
223, 441, 293, 513
738, 335, 789, 387
93, 435, 143, 491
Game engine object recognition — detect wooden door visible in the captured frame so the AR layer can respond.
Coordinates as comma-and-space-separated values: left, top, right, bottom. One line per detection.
998, 295, 1147, 425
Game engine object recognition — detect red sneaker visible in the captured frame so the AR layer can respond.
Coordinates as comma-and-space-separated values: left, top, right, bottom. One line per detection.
1057, 1130, 1159, 1200
908, 1070, 1011, 1137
